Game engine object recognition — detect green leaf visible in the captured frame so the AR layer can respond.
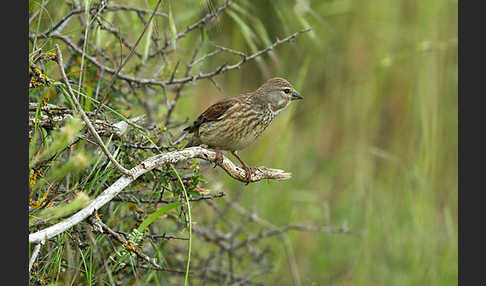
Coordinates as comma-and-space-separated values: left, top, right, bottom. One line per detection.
29, 116, 84, 169
29, 192, 91, 225
137, 202, 183, 232
84, 83, 92, 111
200, 27, 207, 43
142, 21, 154, 64
168, 2, 177, 50
226, 9, 257, 54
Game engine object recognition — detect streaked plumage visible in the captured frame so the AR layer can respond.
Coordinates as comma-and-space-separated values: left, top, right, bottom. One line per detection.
184, 77, 303, 182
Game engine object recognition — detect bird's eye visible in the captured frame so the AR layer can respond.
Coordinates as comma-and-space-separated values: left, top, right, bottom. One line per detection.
283, 88, 291, 94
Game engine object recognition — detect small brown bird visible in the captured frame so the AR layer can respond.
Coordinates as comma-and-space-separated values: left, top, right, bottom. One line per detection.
184, 77, 303, 183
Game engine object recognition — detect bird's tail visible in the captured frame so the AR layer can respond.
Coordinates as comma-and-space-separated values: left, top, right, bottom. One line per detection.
184, 137, 196, 148
183, 125, 193, 133
183, 125, 200, 148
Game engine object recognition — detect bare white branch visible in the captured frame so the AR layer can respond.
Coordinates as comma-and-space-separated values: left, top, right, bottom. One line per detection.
29, 241, 44, 272
29, 147, 291, 243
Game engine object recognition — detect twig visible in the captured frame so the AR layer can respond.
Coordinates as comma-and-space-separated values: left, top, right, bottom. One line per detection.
34, 28, 310, 88
226, 200, 306, 285
29, 0, 50, 24
55, 44, 132, 177
114, 192, 226, 204
117, 231, 188, 241
100, 0, 163, 100
232, 224, 351, 250
148, 0, 234, 59
29, 102, 93, 115
96, 21, 143, 59
36, 4, 167, 38
165, 41, 203, 127
29, 147, 291, 243
28, 105, 146, 138
89, 217, 187, 274
189, 49, 223, 67
77, 0, 107, 95
29, 241, 44, 272
161, 28, 312, 86
103, 4, 168, 18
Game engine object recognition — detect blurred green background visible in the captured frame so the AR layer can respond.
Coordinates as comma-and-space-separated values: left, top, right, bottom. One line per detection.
30, 0, 457, 284
182, 0, 458, 284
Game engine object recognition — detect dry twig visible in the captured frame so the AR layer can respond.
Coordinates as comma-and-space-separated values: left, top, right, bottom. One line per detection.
55, 45, 132, 177
89, 216, 187, 274
28, 2, 320, 284
29, 147, 291, 244
29, 242, 44, 272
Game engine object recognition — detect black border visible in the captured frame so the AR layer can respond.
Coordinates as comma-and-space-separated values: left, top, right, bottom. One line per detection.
20, 1, 463, 285
6, 0, 28, 284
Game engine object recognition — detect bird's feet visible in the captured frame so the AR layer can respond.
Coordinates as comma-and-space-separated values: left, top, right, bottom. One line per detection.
230, 151, 254, 184
241, 164, 255, 185
213, 150, 224, 168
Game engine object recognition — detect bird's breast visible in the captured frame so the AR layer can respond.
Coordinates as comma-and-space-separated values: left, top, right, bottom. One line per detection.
197, 107, 275, 151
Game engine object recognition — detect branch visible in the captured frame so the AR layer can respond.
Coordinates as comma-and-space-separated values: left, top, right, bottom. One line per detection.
55, 44, 132, 177
29, 103, 148, 138
232, 224, 352, 250
114, 192, 226, 204
101, 0, 163, 97
118, 231, 188, 241
104, 4, 168, 18
148, 0, 234, 59
162, 28, 312, 86
36, 4, 167, 38
29, 147, 291, 243
29, 241, 44, 272
89, 217, 187, 274
34, 28, 310, 88
29, 102, 92, 115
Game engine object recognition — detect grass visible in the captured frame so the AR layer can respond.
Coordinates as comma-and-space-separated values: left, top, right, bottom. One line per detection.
206, 0, 457, 284
29, 0, 457, 285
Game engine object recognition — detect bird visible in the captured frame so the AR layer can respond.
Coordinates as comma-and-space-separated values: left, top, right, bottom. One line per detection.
183, 77, 303, 183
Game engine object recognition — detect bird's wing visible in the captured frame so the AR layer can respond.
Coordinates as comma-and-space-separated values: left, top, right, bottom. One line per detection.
183, 97, 242, 133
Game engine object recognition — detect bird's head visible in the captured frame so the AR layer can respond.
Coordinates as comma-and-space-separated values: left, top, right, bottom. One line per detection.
255, 77, 303, 113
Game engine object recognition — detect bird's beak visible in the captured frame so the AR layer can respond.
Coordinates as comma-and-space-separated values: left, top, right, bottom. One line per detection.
291, 91, 303, 100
